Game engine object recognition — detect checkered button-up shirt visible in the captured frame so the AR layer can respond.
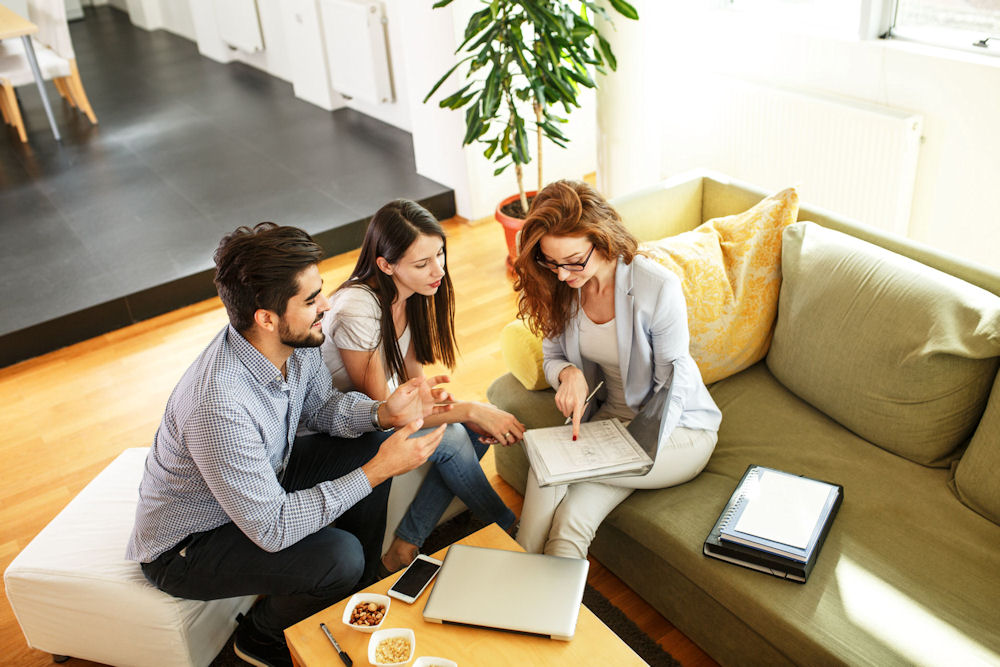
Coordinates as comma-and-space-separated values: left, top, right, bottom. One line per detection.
126, 325, 378, 563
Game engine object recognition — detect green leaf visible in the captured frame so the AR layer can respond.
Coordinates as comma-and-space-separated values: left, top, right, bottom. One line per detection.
482, 68, 499, 116
423, 55, 474, 103
513, 114, 530, 164
438, 82, 475, 109
540, 120, 568, 142
463, 104, 485, 145
484, 138, 499, 159
464, 8, 491, 41
607, 0, 639, 20
597, 35, 617, 71
494, 163, 510, 176
582, 1, 610, 22
432, 0, 454, 7
564, 66, 595, 88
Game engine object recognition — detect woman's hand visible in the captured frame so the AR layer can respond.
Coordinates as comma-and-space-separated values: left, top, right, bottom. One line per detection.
465, 403, 526, 446
381, 375, 453, 427
555, 366, 588, 439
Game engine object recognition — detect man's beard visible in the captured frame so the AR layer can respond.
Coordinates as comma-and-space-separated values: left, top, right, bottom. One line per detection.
279, 319, 324, 348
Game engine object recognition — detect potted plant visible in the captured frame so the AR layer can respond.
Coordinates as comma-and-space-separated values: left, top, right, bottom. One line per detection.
424, 0, 638, 266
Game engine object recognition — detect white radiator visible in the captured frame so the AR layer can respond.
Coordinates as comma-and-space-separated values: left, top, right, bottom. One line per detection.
213, 0, 264, 52
660, 78, 923, 236
319, 0, 394, 105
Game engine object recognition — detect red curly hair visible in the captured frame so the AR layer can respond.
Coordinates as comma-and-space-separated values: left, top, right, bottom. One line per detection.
512, 180, 638, 339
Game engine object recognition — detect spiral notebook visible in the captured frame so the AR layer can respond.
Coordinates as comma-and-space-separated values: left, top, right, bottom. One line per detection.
703, 465, 842, 582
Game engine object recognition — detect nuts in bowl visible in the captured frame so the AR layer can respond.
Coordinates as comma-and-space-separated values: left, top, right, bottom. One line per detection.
341, 593, 390, 633
369, 627, 416, 666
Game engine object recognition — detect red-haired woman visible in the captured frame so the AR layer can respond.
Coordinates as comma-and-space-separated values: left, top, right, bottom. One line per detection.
511, 180, 721, 558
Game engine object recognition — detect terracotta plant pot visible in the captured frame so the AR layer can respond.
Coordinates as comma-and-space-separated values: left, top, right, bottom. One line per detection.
495, 190, 537, 269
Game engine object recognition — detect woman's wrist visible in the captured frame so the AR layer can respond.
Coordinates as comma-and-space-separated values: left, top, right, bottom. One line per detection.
448, 401, 471, 423
557, 365, 581, 385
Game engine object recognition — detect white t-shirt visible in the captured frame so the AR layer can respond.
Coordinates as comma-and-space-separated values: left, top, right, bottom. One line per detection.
320, 285, 411, 393
577, 313, 636, 422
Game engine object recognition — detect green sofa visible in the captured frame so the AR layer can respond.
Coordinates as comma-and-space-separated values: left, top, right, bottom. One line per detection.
487, 171, 1000, 666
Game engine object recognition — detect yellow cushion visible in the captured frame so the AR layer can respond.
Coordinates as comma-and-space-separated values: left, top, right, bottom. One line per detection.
500, 319, 548, 390
641, 188, 799, 384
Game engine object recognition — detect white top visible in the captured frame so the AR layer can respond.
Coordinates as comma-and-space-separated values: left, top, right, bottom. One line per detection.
320, 285, 411, 393
578, 314, 636, 422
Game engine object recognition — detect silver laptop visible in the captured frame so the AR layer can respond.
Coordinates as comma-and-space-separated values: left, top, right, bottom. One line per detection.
422, 544, 589, 641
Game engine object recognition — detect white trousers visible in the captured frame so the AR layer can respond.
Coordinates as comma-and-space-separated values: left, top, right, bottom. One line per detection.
515, 427, 718, 558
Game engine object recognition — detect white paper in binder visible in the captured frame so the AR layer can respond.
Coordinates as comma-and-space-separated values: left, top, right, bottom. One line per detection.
319, 0, 395, 105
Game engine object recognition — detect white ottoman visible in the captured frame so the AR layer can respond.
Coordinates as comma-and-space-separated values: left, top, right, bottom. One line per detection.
4, 447, 254, 667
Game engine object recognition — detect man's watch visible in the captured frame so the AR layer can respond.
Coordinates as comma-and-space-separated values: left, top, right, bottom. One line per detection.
370, 399, 392, 431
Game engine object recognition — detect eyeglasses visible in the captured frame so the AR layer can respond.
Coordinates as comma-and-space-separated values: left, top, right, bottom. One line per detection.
535, 245, 596, 273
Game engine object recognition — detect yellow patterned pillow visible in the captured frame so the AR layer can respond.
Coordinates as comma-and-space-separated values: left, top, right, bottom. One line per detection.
640, 188, 799, 384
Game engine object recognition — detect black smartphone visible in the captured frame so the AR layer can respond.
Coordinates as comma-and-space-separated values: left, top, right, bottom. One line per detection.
387, 554, 442, 604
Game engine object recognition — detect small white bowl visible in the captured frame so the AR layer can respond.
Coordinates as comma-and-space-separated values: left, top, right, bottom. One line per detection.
413, 657, 457, 667
341, 592, 390, 633
368, 627, 416, 666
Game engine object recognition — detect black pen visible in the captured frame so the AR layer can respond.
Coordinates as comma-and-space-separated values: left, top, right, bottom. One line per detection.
319, 622, 352, 667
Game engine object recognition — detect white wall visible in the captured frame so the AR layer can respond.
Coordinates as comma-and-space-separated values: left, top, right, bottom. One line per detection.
403, 1, 598, 220
629, 6, 1000, 271
188, 0, 291, 82
125, 0, 194, 40
6, 0, 28, 16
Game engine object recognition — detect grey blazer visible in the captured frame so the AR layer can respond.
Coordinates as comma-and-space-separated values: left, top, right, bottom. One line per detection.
542, 255, 721, 455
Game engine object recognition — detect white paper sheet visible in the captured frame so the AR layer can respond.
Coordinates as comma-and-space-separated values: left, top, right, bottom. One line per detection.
733, 470, 833, 549
528, 420, 647, 477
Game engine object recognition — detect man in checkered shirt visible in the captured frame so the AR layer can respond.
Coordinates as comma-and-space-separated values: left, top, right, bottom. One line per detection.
126, 223, 452, 667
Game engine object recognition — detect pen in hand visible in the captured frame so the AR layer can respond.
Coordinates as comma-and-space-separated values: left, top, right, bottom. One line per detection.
320, 622, 352, 667
565, 380, 605, 438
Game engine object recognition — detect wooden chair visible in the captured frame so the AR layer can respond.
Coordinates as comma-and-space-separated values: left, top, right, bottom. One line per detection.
0, 0, 97, 142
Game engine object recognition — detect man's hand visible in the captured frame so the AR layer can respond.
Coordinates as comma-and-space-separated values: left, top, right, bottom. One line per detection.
361, 419, 446, 487
379, 375, 453, 428
465, 403, 526, 446
555, 366, 588, 440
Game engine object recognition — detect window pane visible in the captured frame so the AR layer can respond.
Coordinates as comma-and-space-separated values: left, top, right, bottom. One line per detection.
895, 0, 1000, 34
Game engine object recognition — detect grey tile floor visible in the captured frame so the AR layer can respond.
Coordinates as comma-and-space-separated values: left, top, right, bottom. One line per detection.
0, 7, 453, 367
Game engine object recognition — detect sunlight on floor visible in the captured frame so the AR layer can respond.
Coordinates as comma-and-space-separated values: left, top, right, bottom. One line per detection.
836, 558, 998, 666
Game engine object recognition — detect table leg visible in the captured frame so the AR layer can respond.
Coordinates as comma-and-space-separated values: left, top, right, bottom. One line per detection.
20, 35, 61, 141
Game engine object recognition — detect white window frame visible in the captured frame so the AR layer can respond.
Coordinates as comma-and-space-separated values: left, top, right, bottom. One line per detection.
880, 0, 1000, 57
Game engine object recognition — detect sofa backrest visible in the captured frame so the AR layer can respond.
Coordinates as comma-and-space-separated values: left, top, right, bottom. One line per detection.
612, 170, 1000, 467
767, 221, 1000, 466
699, 174, 1000, 299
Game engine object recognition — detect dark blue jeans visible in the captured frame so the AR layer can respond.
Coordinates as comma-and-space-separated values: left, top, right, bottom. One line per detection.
141, 432, 390, 641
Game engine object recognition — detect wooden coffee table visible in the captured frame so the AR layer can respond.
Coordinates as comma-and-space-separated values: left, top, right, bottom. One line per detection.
285, 524, 645, 666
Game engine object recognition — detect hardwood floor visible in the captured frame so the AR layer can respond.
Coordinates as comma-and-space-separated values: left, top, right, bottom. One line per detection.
0, 217, 717, 666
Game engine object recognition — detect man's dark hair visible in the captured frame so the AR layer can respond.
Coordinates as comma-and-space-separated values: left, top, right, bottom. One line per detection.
213, 223, 324, 332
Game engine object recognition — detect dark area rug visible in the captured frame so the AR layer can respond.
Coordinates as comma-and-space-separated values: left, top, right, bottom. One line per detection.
212, 512, 680, 666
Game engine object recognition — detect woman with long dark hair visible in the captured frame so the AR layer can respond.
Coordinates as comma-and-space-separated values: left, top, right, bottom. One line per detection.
511, 180, 721, 558
321, 199, 520, 573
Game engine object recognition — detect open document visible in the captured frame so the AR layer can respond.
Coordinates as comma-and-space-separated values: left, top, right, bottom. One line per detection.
523, 419, 653, 487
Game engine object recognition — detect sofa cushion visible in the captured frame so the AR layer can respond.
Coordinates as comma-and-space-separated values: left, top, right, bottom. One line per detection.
768, 222, 1000, 466
594, 362, 1000, 665
951, 369, 1000, 524
641, 188, 798, 383
500, 319, 548, 391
